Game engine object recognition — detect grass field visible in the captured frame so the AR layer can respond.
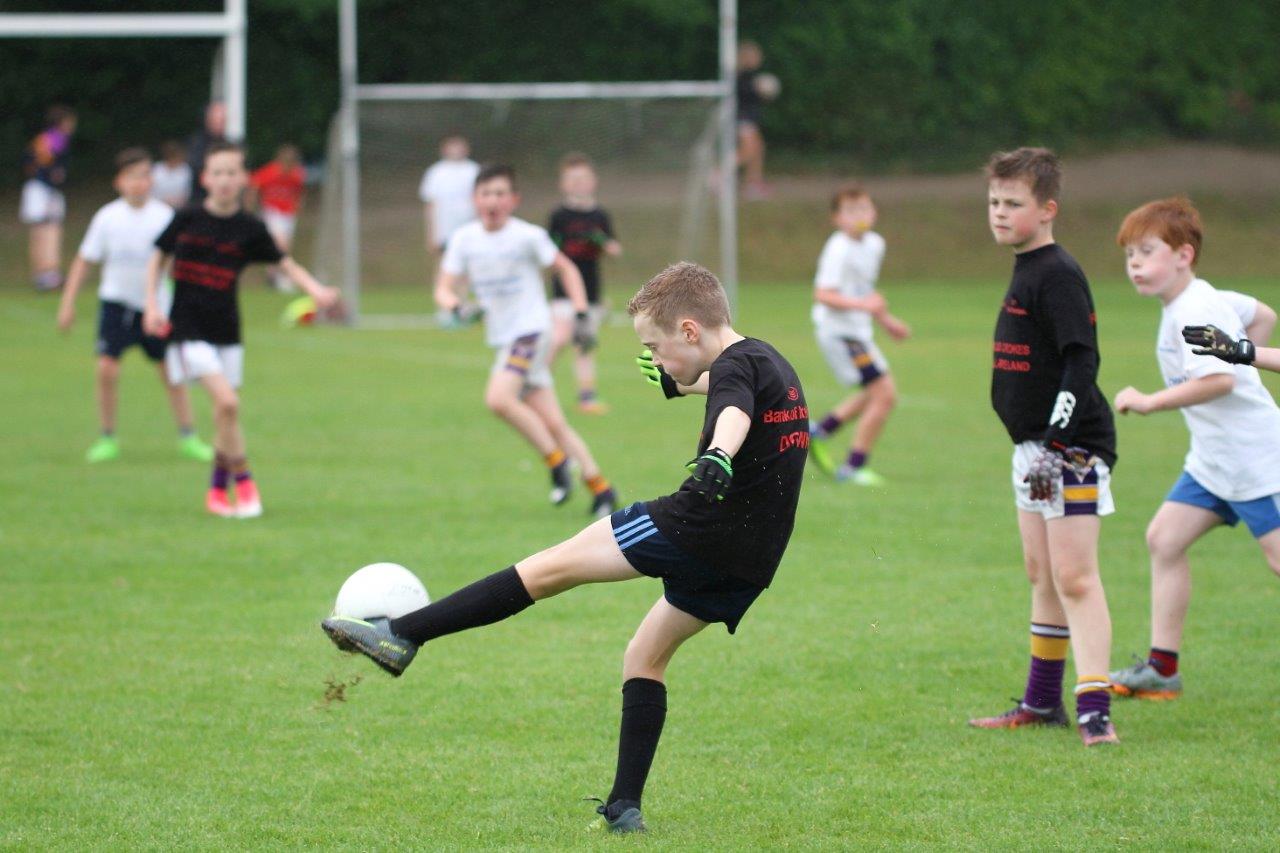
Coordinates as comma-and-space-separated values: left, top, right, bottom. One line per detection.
3, 272, 1279, 849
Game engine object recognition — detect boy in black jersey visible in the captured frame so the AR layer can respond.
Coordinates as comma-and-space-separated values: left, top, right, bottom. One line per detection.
323, 262, 807, 832
968, 148, 1119, 746
547, 153, 622, 414
143, 142, 339, 518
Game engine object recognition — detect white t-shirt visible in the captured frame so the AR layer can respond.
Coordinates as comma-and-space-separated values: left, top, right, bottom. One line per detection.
151, 161, 191, 208
442, 217, 559, 346
811, 230, 886, 340
1216, 289, 1258, 329
1157, 278, 1280, 501
79, 197, 175, 312
419, 158, 480, 248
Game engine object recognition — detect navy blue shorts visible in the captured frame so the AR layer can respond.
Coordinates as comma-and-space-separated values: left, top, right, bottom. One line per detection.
96, 300, 166, 362
610, 501, 764, 633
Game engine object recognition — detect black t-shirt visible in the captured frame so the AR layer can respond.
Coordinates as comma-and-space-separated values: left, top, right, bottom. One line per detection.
991, 243, 1117, 466
736, 70, 764, 125
547, 205, 614, 304
647, 338, 808, 588
156, 206, 283, 344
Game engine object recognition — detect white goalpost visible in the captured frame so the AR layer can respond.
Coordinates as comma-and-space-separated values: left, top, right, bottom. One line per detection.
323, 0, 738, 328
0, 1, 248, 140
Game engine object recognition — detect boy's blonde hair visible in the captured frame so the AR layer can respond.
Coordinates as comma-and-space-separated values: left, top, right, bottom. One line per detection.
1116, 196, 1203, 268
985, 147, 1061, 204
627, 262, 731, 331
559, 152, 594, 173
830, 181, 870, 212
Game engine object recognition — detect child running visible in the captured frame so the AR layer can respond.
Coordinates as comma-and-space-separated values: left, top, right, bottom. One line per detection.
142, 142, 339, 518
57, 147, 213, 464
968, 148, 1119, 746
435, 164, 617, 516
1108, 197, 1280, 700
323, 262, 808, 833
807, 183, 910, 485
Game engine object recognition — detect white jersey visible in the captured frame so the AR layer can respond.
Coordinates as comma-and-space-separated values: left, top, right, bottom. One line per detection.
150, 161, 191, 208
78, 197, 175, 312
442, 217, 558, 346
419, 158, 480, 248
810, 230, 886, 340
1216, 289, 1258, 329
1157, 278, 1280, 501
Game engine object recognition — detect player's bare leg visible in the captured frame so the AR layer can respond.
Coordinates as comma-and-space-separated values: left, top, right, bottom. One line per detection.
159, 365, 212, 462
200, 373, 249, 517
574, 347, 605, 414
30, 222, 63, 289
970, 510, 1070, 729
736, 124, 767, 197
832, 389, 871, 423
484, 369, 559, 456
809, 390, 868, 476
838, 375, 896, 485
86, 356, 122, 462
515, 516, 642, 597
549, 313, 573, 360
525, 386, 617, 515
1259, 528, 1280, 578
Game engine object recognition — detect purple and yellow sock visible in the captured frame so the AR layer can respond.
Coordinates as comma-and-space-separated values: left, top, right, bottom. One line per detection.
846, 450, 868, 470
1074, 675, 1112, 720
1022, 622, 1069, 711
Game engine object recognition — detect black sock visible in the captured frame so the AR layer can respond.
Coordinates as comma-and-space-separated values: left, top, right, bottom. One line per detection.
389, 566, 533, 645
606, 677, 667, 814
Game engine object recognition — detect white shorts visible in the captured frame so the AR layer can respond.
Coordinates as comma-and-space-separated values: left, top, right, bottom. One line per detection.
1012, 441, 1115, 519
492, 332, 553, 390
550, 299, 607, 335
20, 180, 65, 225
166, 341, 245, 388
262, 208, 296, 244
815, 328, 888, 387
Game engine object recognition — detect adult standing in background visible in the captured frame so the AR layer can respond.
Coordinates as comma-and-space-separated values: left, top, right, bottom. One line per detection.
735, 41, 780, 201
186, 101, 228, 205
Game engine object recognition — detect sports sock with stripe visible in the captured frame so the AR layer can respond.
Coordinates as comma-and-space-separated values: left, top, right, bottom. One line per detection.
585, 474, 611, 496
389, 566, 533, 645
1074, 675, 1111, 720
545, 449, 567, 468
1022, 622, 1069, 711
606, 677, 667, 816
1148, 647, 1178, 677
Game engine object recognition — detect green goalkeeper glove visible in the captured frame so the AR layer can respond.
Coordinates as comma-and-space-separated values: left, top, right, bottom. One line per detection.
635, 349, 683, 398
685, 448, 733, 502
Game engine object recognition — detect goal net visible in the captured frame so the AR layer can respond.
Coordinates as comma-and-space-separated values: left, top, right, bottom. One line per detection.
314, 94, 724, 327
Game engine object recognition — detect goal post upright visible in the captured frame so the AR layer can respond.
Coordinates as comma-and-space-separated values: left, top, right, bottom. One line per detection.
0, 1, 248, 140
334, 0, 739, 326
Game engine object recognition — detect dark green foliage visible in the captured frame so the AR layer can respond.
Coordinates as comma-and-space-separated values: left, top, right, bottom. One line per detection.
3, 0, 1280, 179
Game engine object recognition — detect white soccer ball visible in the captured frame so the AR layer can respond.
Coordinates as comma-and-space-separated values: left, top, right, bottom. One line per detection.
755, 72, 781, 100
333, 562, 430, 620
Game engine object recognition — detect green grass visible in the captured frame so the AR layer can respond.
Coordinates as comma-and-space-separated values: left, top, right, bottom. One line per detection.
3, 276, 1280, 850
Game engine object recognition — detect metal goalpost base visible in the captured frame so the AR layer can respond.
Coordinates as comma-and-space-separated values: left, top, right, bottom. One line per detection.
336, 0, 738, 327
0, 1, 248, 140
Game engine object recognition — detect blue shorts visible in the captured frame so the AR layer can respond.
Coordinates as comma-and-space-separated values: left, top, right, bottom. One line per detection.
96, 300, 166, 362
610, 501, 764, 634
1167, 472, 1280, 539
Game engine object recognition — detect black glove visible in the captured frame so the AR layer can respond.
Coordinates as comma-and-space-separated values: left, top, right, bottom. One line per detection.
572, 311, 597, 352
685, 448, 733, 502
1182, 324, 1255, 365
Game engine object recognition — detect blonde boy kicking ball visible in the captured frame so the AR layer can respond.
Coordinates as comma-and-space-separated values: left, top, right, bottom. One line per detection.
1109, 197, 1280, 700
968, 148, 1119, 746
57, 147, 212, 464
143, 142, 339, 518
435, 164, 617, 517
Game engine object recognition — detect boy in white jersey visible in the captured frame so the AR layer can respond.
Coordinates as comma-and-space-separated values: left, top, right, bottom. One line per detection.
1110, 197, 1280, 700
807, 183, 910, 485
420, 135, 481, 328
1181, 299, 1280, 373
436, 165, 618, 516
56, 148, 212, 464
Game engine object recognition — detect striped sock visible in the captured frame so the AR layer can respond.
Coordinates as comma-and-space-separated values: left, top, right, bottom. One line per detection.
1148, 647, 1178, 677
544, 449, 567, 468
585, 474, 611, 496
1022, 623, 1069, 711
1074, 675, 1112, 720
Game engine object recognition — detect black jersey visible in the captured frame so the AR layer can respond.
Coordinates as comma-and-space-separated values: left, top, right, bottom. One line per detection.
547, 205, 614, 304
991, 243, 1116, 466
736, 70, 764, 125
647, 338, 807, 588
156, 206, 283, 345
